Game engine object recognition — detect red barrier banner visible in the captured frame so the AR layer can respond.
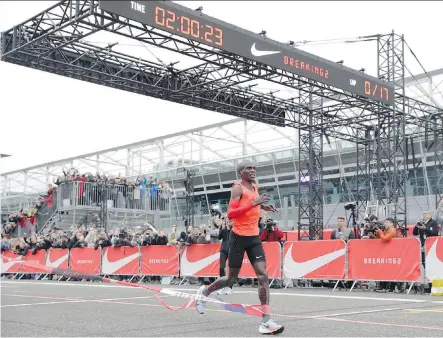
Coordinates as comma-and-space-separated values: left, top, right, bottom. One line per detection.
45, 248, 69, 270
348, 238, 421, 282
283, 240, 346, 279
102, 246, 140, 275
22, 250, 47, 273
425, 237, 443, 281
68, 247, 101, 274
180, 244, 221, 277
238, 242, 282, 279
1, 250, 22, 273
141, 246, 179, 276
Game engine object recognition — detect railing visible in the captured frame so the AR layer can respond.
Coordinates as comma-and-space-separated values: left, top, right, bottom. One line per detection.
36, 192, 58, 233
57, 182, 172, 213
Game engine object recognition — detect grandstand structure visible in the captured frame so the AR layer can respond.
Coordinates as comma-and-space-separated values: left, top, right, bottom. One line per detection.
1, 0, 442, 238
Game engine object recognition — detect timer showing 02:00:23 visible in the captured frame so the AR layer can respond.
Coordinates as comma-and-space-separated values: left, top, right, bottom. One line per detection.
154, 6, 223, 46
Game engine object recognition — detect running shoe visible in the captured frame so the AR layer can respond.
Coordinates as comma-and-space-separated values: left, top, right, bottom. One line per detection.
195, 285, 207, 314
259, 319, 284, 334
216, 287, 226, 295
225, 287, 233, 295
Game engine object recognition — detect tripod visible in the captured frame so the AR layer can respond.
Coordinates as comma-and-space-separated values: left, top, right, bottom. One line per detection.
346, 207, 359, 239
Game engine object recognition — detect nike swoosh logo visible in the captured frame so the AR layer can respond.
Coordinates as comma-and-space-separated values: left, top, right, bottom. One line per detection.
180, 247, 220, 276
250, 43, 281, 57
426, 238, 443, 280
1, 258, 19, 273
45, 253, 69, 268
284, 243, 345, 279
101, 249, 140, 274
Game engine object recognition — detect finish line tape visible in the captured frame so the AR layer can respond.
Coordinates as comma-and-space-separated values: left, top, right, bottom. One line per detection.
1, 255, 267, 317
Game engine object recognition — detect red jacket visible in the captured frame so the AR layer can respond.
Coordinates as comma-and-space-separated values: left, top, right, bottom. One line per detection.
260, 229, 284, 242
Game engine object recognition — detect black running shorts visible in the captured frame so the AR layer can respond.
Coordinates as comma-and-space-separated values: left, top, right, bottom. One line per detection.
228, 231, 266, 269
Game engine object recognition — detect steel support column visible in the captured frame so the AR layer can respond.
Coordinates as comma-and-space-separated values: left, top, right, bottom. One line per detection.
434, 114, 443, 207
298, 88, 324, 240
353, 128, 373, 221
377, 32, 408, 227
184, 169, 195, 227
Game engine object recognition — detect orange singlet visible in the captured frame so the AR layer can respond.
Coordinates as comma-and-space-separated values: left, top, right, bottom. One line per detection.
231, 182, 261, 237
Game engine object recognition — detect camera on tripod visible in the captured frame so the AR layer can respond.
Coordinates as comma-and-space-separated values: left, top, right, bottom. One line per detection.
362, 215, 384, 236
344, 202, 357, 211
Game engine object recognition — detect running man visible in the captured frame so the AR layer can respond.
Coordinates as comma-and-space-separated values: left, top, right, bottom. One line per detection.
195, 160, 284, 334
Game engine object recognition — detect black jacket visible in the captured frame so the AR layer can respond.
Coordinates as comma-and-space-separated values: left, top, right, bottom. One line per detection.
218, 227, 231, 253
413, 219, 439, 246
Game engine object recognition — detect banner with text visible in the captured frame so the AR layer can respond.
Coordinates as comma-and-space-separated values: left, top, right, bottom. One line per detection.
68, 247, 101, 275
21, 250, 47, 273
348, 238, 421, 282
141, 245, 179, 276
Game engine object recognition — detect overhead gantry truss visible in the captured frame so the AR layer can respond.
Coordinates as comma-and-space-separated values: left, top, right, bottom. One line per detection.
1, 0, 442, 238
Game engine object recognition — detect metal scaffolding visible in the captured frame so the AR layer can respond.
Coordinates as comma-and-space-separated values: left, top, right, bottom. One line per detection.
1, 1, 442, 238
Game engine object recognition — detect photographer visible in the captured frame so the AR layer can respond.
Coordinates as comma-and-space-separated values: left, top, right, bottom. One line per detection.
374, 218, 397, 242
413, 211, 439, 247
111, 230, 134, 248
373, 218, 401, 292
361, 215, 382, 239
331, 216, 355, 241
260, 219, 284, 243
94, 231, 111, 250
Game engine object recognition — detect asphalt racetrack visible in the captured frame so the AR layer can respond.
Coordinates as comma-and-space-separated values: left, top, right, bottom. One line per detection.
1, 280, 443, 337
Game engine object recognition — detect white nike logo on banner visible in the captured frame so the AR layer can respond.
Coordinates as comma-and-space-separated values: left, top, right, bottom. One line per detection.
101, 249, 140, 274
45, 253, 69, 268
283, 243, 345, 279
250, 43, 281, 57
1, 259, 18, 273
180, 248, 220, 276
426, 238, 443, 280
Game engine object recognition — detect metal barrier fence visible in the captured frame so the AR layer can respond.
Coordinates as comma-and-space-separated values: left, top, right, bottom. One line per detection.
3, 237, 442, 294
57, 182, 171, 213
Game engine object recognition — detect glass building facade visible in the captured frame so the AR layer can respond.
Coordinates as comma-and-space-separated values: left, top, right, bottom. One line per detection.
151, 144, 442, 221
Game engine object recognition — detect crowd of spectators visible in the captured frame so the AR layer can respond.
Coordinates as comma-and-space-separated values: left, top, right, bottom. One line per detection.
2, 184, 57, 236
1, 207, 286, 287
52, 167, 172, 211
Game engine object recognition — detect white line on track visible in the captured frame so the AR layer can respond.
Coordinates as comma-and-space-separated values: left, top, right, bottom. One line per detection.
404, 308, 443, 313
2, 280, 438, 304
2, 290, 443, 332
0, 294, 170, 308
309, 307, 401, 318
1, 300, 87, 308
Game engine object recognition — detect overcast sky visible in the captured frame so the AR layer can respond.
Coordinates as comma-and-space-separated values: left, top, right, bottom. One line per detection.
1, 1, 442, 175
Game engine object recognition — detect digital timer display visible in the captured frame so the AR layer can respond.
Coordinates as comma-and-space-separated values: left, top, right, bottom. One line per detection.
154, 7, 223, 46
99, 1, 395, 105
